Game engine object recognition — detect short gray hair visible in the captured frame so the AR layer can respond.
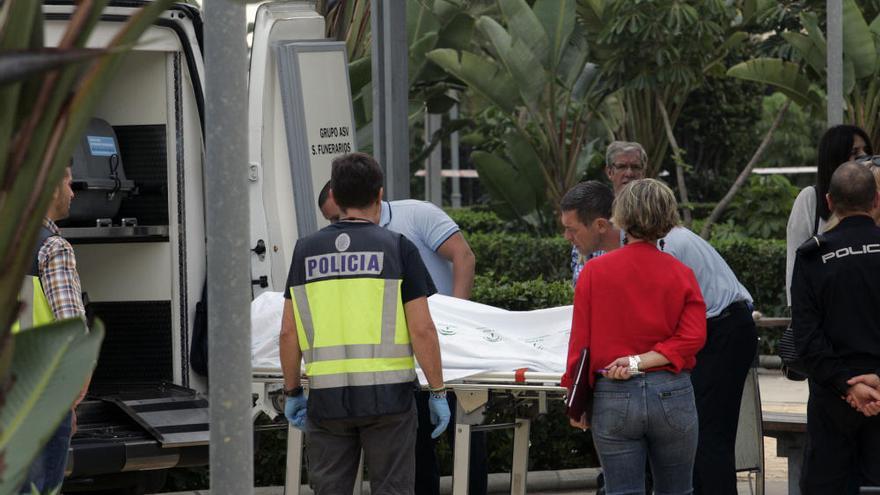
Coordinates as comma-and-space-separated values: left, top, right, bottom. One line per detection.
605, 141, 648, 168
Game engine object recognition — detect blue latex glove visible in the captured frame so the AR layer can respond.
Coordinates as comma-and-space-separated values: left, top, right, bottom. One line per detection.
428, 393, 451, 439
285, 395, 308, 430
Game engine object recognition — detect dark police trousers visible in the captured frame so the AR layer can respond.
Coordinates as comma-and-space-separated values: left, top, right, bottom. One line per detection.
800, 380, 880, 494
307, 399, 417, 495
691, 301, 757, 495
415, 391, 488, 495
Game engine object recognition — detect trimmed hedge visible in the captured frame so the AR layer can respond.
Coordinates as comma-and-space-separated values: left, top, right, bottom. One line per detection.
446, 208, 510, 234
466, 233, 572, 282
711, 237, 786, 316
463, 225, 786, 317
472, 275, 573, 310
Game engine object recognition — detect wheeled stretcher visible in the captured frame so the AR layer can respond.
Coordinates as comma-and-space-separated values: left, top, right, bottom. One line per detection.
249, 293, 765, 495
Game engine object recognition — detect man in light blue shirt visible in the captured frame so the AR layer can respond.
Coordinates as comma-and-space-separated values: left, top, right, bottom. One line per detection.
319, 181, 485, 495
562, 180, 757, 495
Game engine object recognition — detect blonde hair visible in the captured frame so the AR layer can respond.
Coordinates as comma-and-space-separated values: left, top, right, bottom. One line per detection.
824, 160, 880, 232
611, 179, 680, 242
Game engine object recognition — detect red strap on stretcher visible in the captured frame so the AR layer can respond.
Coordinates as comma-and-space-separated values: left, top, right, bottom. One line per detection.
514, 367, 529, 383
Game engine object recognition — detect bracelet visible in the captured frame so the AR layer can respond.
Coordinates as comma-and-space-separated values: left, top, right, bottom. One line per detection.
429, 384, 446, 393
628, 355, 641, 374
430, 389, 447, 399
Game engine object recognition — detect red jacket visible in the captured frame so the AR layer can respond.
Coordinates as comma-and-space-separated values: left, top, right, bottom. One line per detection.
561, 242, 707, 389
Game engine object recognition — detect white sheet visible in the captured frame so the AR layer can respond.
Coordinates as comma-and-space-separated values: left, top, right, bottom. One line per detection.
250, 292, 573, 383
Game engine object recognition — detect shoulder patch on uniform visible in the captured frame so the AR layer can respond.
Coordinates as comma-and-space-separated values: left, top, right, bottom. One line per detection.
305, 252, 384, 280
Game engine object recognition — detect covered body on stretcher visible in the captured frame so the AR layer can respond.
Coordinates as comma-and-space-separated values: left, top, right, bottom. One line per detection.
251, 292, 572, 386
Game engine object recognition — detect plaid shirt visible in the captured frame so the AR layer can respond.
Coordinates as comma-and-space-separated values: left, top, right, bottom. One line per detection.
38, 218, 85, 320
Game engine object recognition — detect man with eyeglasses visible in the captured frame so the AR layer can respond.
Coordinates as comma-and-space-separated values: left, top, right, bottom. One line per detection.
561, 176, 756, 495
570, 141, 647, 285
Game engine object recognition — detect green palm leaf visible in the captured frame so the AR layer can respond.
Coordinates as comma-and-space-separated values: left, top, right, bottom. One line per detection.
0, 319, 103, 493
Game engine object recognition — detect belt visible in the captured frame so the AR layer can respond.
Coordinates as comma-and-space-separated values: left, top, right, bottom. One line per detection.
707, 300, 751, 323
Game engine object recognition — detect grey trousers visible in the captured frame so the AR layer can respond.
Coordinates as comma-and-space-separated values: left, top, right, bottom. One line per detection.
307, 400, 417, 495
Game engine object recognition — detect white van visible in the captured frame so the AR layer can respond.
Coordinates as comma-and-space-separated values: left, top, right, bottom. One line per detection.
43, 1, 347, 491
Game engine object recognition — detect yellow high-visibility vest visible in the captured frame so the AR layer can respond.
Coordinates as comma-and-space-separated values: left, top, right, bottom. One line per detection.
12, 275, 54, 333
291, 276, 415, 390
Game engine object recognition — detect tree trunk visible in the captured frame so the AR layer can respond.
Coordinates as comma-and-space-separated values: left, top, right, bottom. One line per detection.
700, 98, 792, 239
657, 95, 692, 226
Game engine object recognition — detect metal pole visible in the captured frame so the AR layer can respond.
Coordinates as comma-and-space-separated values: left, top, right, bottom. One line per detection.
827, 0, 844, 127
425, 113, 442, 205
205, 1, 253, 494
371, 0, 410, 200
450, 102, 462, 208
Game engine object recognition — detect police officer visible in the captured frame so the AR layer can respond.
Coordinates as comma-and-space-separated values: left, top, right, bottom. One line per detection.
279, 152, 451, 494
791, 161, 880, 493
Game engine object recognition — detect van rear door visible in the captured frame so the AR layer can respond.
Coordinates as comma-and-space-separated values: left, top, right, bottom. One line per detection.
247, 3, 358, 297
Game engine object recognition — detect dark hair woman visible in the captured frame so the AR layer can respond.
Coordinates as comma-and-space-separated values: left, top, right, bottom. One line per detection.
785, 125, 873, 303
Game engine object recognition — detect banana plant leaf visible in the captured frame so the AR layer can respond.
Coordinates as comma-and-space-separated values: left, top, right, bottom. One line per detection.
534, 0, 575, 73
0, 319, 103, 493
476, 16, 546, 111
499, 0, 550, 71
726, 58, 819, 109
842, 0, 876, 79
426, 48, 520, 113
471, 150, 539, 223
781, 32, 824, 77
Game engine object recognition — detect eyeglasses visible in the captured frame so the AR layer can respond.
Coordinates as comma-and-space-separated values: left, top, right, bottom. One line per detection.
856, 155, 880, 167
610, 163, 644, 173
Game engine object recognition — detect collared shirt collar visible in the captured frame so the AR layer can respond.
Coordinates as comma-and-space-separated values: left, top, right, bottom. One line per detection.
43, 217, 60, 235
379, 201, 391, 228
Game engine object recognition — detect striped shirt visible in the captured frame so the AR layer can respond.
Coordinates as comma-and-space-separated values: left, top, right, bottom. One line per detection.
38, 218, 85, 320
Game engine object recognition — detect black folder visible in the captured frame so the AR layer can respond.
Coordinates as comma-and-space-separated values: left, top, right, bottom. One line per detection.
565, 347, 593, 422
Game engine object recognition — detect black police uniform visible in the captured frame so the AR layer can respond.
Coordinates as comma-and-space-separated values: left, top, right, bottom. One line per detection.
791, 214, 880, 494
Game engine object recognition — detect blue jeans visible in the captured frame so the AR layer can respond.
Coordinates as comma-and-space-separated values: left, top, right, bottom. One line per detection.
19, 412, 72, 494
591, 372, 698, 495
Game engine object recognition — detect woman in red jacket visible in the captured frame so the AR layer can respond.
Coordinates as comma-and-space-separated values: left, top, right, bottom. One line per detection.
563, 179, 707, 495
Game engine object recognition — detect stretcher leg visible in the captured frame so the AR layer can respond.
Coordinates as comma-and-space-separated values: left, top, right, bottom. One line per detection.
452, 422, 471, 495
510, 419, 530, 495
353, 450, 365, 494
284, 425, 303, 495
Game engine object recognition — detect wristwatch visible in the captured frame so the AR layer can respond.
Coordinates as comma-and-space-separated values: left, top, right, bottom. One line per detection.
284, 386, 304, 397
628, 355, 641, 374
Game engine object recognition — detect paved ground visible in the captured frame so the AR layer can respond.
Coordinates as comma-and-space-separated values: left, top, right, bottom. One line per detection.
163, 370, 809, 494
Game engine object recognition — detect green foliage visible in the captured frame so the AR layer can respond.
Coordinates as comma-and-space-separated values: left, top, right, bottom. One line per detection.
446, 207, 510, 234
578, 0, 748, 179
712, 237, 787, 316
472, 275, 573, 310
728, 175, 799, 240
2, 320, 103, 494
675, 70, 766, 202
466, 233, 572, 282
428, 0, 612, 231
592, 0, 738, 90
755, 92, 823, 168
482, 397, 598, 472
728, 1, 880, 145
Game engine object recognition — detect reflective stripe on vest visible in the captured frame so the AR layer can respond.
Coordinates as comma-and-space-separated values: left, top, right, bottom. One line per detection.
291, 277, 415, 389
12, 276, 54, 333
